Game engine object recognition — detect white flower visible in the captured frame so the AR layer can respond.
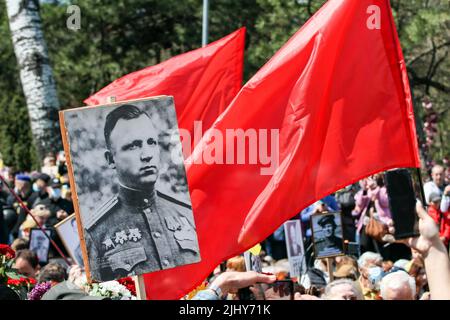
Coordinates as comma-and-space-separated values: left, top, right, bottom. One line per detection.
87, 280, 133, 298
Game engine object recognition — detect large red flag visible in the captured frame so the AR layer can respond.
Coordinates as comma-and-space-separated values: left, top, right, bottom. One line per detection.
84, 28, 245, 146
144, 0, 420, 299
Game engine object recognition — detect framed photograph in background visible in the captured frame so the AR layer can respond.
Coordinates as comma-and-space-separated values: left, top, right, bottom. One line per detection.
54, 213, 84, 266
244, 251, 262, 273
283, 220, 306, 277
29, 228, 52, 264
310, 212, 345, 259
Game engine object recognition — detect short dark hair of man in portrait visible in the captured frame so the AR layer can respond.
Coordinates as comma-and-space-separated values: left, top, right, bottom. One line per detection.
315, 214, 343, 257
83, 103, 200, 282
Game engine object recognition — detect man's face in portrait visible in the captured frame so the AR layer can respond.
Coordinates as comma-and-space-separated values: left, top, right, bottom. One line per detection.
323, 223, 335, 238
107, 114, 160, 190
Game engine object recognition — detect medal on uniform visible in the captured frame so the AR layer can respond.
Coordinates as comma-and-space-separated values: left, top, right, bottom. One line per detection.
103, 237, 115, 250
114, 230, 128, 244
128, 228, 142, 242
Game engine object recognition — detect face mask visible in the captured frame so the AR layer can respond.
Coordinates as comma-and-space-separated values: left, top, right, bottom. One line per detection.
368, 266, 383, 289
51, 188, 61, 199
32, 183, 41, 192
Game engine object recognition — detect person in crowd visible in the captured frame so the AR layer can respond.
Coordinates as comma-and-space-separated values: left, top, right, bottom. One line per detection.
424, 164, 446, 204
56, 151, 68, 177
438, 186, 450, 251
226, 256, 246, 272
37, 262, 67, 284
19, 204, 52, 241
10, 237, 29, 252
32, 173, 51, 194
353, 175, 391, 253
406, 254, 428, 299
427, 192, 443, 223
397, 201, 450, 299
355, 251, 383, 300
13, 249, 40, 279
382, 260, 394, 272
441, 185, 450, 213
8, 174, 39, 238
333, 263, 358, 281
380, 270, 416, 300
322, 279, 364, 300
41, 153, 58, 178
33, 178, 73, 226
300, 200, 330, 266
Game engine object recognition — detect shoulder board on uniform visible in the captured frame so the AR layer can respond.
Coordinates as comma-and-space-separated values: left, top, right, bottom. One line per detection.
84, 195, 119, 230
156, 191, 192, 210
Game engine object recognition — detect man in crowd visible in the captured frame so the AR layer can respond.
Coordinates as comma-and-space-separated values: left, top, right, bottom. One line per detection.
424, 164, 446, 204
34, 177, 73, 225
85, 104, 200, 281
323, 279, 364, 300
8, 174, 39, 238
13, 249, 40, 279
380, 271, 416, 300
355, 251, 383, 299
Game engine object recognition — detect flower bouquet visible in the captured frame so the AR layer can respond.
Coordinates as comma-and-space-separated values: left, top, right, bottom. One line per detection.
0, 244, 37, 299
83, 277, 137, 300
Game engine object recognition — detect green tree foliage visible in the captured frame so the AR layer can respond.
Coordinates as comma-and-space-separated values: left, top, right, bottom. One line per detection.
0, 0, 448, 170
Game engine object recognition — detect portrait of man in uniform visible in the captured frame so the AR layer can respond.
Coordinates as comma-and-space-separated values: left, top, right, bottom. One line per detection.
311, 212, 344, 259
283, 220, 306, 277
61, 97, 200, 282
29, 228, 51, 264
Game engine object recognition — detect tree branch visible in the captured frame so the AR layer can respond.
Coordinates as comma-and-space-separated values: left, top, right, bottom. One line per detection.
406, 41, 450, 67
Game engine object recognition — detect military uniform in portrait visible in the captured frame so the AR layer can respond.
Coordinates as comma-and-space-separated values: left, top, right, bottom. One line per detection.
85, 186, 199, 281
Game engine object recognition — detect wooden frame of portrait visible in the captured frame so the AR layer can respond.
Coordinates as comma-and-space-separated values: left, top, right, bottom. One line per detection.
310, 211, 345, 260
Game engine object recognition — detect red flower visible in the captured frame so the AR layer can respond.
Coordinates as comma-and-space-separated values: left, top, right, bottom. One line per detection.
0, 244, 15, 259
7, 278, 21, 287
28, 278, 37, 285
118, 277, 136, 296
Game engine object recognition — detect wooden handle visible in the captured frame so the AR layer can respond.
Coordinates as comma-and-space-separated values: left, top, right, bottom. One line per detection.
133, 275, 147, 300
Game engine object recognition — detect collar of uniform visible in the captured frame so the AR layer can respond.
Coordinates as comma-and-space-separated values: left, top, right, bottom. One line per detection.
118, 184, 156, 208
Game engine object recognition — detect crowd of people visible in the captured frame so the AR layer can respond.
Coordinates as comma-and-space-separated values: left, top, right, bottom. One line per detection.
0, 150, 449, 300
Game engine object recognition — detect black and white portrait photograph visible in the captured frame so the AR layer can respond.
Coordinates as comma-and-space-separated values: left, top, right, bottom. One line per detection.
29, 228, 52, 264
283, 220, 306, 277
54, 213, 84, 266
61, 96, 200, 282
311, 212, 344, 259
244, 251, 262, 273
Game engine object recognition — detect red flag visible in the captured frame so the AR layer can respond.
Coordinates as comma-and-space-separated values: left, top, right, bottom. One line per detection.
144, 0, 420, 299
84, 28, 245, 148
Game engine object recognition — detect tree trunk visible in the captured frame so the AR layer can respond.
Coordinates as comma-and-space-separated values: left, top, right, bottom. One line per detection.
6, 0, 62, 162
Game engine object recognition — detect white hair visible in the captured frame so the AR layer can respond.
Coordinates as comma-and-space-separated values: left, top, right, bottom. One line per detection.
357, 251, 382, 268
324, 279, 364, 300
380, 271, 416, 300
393, 259, 410, 270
